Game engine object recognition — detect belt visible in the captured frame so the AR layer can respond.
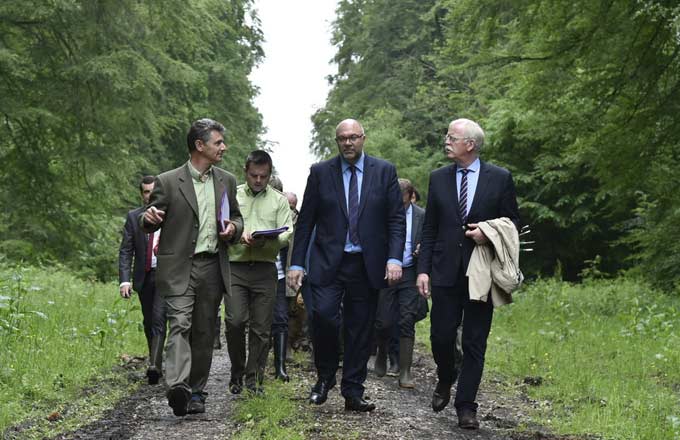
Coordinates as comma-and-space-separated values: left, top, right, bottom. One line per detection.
193, 252, 218, 260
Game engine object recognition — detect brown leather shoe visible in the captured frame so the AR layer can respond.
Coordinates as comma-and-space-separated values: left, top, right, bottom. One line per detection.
457, 408, 480, 429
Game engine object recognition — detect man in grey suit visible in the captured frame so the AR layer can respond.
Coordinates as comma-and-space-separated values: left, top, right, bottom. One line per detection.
142, 118, 243, 417
118, 175, 167, 385
373, 178, 425, 388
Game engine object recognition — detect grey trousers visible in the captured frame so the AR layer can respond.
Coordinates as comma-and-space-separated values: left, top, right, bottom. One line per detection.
163, 255, 223, 397
225, 261, 277, 387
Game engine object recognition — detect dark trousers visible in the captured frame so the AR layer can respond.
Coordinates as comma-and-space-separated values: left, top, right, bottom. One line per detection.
310, 253, 377, 399
225, 262, 277, 387
375, 266, 420, 340
271, 278, 289, 335
138, 270, 167, 347
430, 266, 493, 412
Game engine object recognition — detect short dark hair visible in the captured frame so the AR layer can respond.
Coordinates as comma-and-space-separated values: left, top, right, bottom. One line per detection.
244, 150, 273, 174
187, 118, 225, 152
139, 175, 155, 192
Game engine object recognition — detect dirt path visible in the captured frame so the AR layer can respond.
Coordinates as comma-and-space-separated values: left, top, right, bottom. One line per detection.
46, 341, 556, 440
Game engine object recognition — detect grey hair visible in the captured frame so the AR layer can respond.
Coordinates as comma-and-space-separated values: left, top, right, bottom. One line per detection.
451, 118, 485, 152
187, 118, 225, 152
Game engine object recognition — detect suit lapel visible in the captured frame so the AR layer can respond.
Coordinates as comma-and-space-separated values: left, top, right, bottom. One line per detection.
411, 206, 421, 244
358, 155, 373, 218
331, 156, 348, 219
468, 161, 488, 220
178, 163, 199, 218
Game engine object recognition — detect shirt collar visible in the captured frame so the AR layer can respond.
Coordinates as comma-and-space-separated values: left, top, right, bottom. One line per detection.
341, 152, 365, 174
188, 161, 213, 183
458, 157, 480, 173
244, 184, 268, 197
406, 203, 413, 217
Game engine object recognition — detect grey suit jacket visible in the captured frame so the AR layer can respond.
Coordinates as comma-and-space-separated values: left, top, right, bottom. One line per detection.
141, 162, 244, 297
410, 203, 425, 268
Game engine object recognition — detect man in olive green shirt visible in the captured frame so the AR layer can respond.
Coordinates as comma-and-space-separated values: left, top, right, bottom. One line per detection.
142, 118, 243, 417
225, 150, 294, 394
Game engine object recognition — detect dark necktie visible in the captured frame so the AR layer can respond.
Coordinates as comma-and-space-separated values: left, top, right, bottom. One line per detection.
459, 169, 469, 222
348, 165, 359, 245
145, 232, 154, 272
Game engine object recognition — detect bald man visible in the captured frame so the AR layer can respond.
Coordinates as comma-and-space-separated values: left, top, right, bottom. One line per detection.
288, 119, 405, 412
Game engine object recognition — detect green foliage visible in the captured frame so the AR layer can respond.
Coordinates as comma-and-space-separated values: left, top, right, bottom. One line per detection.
487, 278, 680, 439
0, 266, 146, 433
315, 0, 680, 287
0, 0, 263, 279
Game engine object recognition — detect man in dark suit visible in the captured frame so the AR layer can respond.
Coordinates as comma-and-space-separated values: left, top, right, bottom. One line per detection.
417, 118, 520, 429
142, 118, 243, 417
287, 119, 405, 412
373, 178, 425, 389
119, 175, 167, 385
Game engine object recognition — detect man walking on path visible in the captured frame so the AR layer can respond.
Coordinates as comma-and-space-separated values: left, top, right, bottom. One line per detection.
225, 150, 293, 395
119, 175, 167, 385
142, 118, 243, 417
287, 118, 405, 412
374, 178, 425, 389
417, 118, 520, 429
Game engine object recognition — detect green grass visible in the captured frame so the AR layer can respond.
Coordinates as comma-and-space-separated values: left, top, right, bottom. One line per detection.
231, 372, 312, 440
486, 277, 680, 440
0, 265, 146, 434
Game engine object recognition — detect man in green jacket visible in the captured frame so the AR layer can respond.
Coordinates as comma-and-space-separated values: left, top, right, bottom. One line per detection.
225, 150, 294, 395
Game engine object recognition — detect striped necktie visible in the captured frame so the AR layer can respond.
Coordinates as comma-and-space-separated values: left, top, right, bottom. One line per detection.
459, 168, 469, 222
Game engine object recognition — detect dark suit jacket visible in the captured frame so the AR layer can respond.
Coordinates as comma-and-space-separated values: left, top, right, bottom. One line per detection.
119, 206, 149, 292
141, 163, 244, 297
417, 161, 520, 287
291, 154, 406, 290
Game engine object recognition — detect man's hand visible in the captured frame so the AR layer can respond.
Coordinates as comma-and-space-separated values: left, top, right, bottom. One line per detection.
240, 232, 266, 248
287, 269, 304, 291
417, 273, 430, 299
384, 263, 402, 286
120, 284, 132, 299
144, 206, 165, 225
465, 223, 489, 244
219, 220, 236, 241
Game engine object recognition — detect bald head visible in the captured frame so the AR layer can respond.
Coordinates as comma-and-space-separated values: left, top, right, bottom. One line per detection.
335, 119, 366, 165
284, 191, 298, 211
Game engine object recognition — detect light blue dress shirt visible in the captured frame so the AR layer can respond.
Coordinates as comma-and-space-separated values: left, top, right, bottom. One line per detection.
402, 204, 413, 267
457, 158, 481, 218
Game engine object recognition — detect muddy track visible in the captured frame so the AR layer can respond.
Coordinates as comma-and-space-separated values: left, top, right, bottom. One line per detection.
34, 339, 570, 440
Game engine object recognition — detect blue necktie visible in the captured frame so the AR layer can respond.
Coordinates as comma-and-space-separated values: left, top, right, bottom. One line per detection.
348, 165, 359, 244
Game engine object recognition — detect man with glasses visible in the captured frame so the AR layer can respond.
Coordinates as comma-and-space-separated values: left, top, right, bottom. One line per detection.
417, 118, 520, 429
288, 119, 405, 412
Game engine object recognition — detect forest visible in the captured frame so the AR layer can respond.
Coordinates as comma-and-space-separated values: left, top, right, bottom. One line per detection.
2, 0, 680, 291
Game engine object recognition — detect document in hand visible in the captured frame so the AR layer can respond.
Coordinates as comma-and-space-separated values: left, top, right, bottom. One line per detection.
217, 191, 230, 231
251, 226, 289, 239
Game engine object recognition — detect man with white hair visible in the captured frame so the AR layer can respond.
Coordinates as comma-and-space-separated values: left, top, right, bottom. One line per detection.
417, 118, 520, 429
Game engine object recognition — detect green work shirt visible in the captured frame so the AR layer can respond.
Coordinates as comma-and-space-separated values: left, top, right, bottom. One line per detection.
228, 184, 293, 263
188, 161, 218, 254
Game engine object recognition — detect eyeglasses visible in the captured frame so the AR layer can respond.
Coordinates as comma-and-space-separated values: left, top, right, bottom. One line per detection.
444, 134, 471, 143
336, 134, 364, 143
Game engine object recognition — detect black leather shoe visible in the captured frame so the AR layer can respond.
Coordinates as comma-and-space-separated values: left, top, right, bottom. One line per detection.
457, 408, 480, 429
431, 381, 451, 413
187, 395, 205, 414
344, 396, 376, 412
229, 377, 243, 395
167, 387, 189, 417
308, 378, 336, 405
146, 368, 162, 385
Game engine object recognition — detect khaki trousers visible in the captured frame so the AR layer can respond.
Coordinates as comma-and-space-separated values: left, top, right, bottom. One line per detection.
225, 261, 277, 387
164, 255, 223, 396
